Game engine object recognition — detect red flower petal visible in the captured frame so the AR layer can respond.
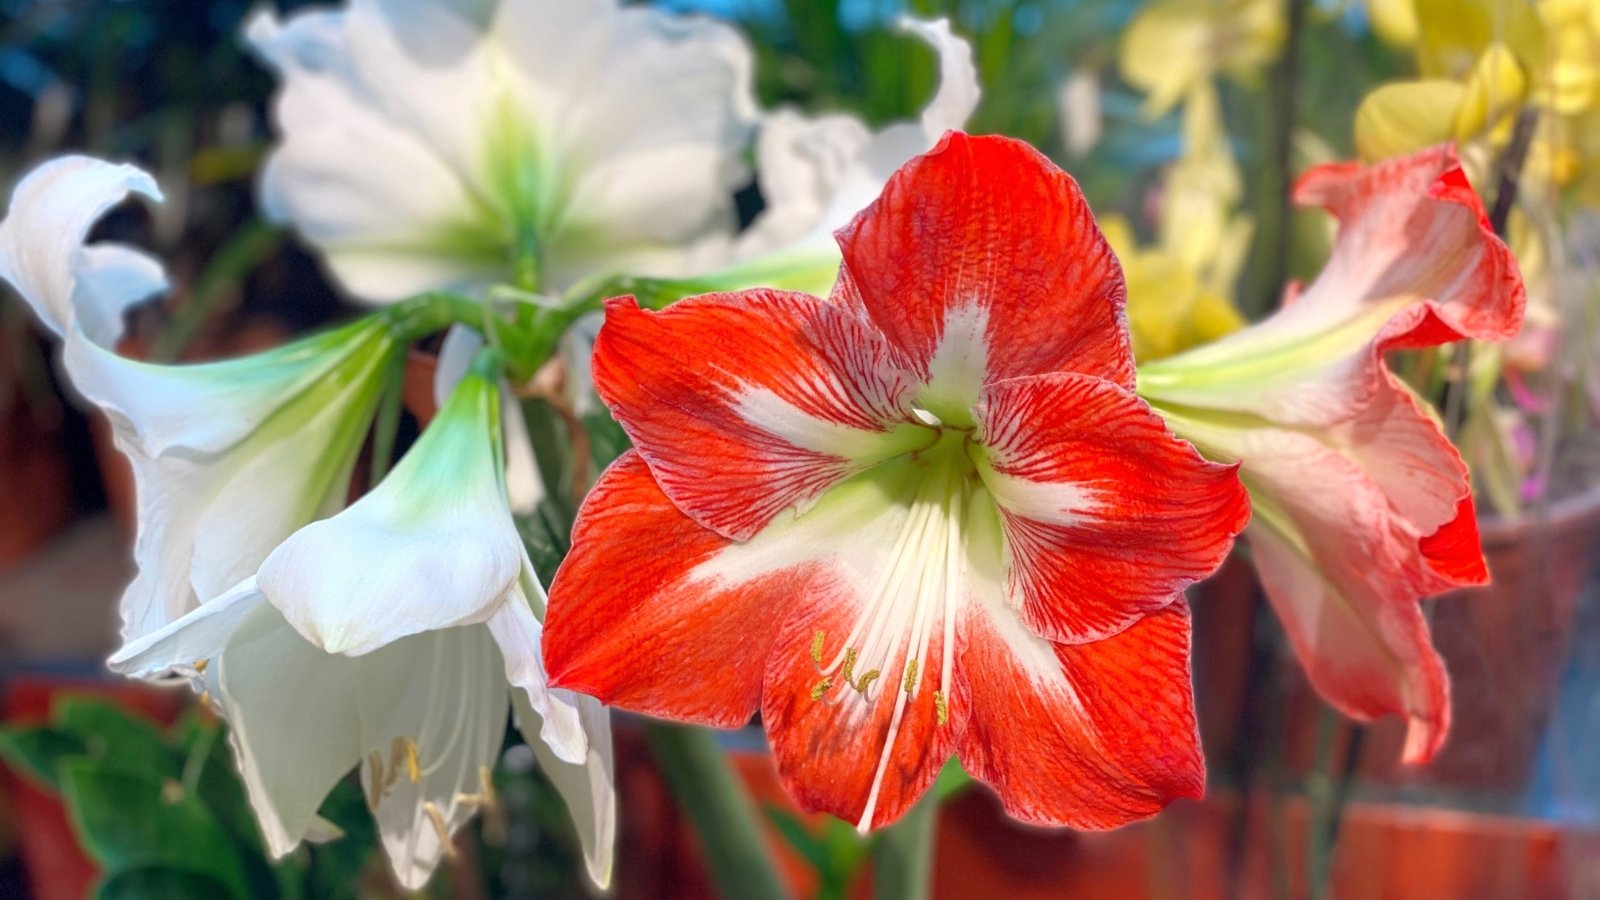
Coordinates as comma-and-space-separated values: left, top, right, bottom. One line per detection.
762, 583, 969, 830
1240, 424, 1457, 764
1294, 146, 1524, 352
543, 452, 806, 727
592, 292, 931, 541
832, 132, 1133, 421
957, 600, 1204, 827
976, 372, 1249, 643
1249, 522, 1451, 764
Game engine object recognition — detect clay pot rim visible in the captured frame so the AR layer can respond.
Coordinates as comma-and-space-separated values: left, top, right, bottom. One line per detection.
1478, 481, 1600, 544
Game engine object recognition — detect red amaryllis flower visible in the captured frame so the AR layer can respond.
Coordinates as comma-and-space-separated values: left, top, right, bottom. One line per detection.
1139, 145, 1526, 763
543, 132, 1250, 829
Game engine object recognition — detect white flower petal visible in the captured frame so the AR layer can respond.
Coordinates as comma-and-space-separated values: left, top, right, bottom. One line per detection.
511, 687, 616, 891
107, 577, 267, 678
213, 602, 385, 856
431, 324, 484, 410
258, 365, 522, 655
897, 17, 980, 138
247, 6, 500, 302
63, 323, 393, 638
0, 156, 164, 342
433, 324, 542, 513
362, 626, 510, 891
717, 17, 979, 276
485, 565, 586, 765
501, 390, 544, 515
251, 0, 755, 299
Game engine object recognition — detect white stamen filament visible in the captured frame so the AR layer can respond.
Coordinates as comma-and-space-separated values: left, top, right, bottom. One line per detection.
824, 432, 971, 831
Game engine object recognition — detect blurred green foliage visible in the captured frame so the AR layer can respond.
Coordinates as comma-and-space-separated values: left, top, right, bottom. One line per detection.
0, 695, 377, 900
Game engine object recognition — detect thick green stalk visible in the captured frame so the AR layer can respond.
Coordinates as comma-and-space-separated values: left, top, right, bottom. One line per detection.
643, 723, 790, 900
366, 352, 407, 486
873, 791, 938, 900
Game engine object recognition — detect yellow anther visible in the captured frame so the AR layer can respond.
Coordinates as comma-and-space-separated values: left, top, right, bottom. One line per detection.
810, 630, 826, 665
384, 737, 407, 788
423, 802, 458, 860
842, 647, 858, 683
903, 659, 920, 693
192, 659, 209, 673
934, 691, 949, 726
810, 678, 832, 701
853, 669, 881, 695
478, 765, 497, 809
198, 691, 212, 709
365, 751, 385, 809
402, 737, 422, 784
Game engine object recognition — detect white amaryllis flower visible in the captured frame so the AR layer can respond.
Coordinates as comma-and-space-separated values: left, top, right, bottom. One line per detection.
246, 0, 756, 301
689, 17, 981, 296
0, 157, 399, 640
109, 355, 614, 891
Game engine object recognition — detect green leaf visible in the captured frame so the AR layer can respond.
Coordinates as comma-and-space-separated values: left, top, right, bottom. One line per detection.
933, 756, 972, 800
96, 866, 234, 900
0, 726, 88, 791
52, 696, 181, 780
763, 803, 830, 874
582, 408, 630, 471
59, 758, 251, 900
517, 497, 574, 585
304, 779, 379, 900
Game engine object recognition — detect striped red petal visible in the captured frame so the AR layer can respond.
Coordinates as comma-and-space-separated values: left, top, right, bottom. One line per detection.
592, 291, 927, 541
977, 372, 1249, 643
957, 600, 1204, 826
832, 131, 1133, 419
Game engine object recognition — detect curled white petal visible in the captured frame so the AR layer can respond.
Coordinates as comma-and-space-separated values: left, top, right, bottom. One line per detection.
0, 155, 165, 343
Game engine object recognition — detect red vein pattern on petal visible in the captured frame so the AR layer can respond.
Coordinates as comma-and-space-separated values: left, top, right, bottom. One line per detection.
977, 372, 1249, 643
832, 132, 1133, 394
762, 582, 969, 830
544, 452, 807, 727
592, 292, 926, 541
1294, 145, 1525, 350
956, 600, 1204, 827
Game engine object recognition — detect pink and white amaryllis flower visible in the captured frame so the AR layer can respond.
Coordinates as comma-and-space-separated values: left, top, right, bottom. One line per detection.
543, 133, 1251, 829
1138, 145, 1526, 763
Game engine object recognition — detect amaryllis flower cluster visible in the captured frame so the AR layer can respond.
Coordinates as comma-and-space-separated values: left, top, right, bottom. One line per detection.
543, 133, 1251, 828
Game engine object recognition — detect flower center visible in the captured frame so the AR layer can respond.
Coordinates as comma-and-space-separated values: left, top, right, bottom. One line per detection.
805, 424, 991, 824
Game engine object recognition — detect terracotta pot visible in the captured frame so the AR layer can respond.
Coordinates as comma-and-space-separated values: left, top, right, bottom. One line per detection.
0, 392, 75, 568
402, 348, 439, 426
0, 332, 77, 567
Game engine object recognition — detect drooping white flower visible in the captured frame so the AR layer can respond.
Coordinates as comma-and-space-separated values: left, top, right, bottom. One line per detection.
246, 0, 757, 301
0, 157, 400, 640
110, 356, 614, 890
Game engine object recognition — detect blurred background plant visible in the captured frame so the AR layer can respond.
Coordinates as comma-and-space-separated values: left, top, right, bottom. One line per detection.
3, 1, 1599, 898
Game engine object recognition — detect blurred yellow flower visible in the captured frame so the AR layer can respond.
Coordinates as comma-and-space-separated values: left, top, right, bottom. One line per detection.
1119, 0, 1286, 116
1111, 86, 1249, 361
1355, 0, 1600, 193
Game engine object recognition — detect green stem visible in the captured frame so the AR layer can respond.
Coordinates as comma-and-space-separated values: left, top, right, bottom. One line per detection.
873, 791, 938, 900
367, 351, 407, 486
1305, 704, 1343, 900
384, 292, 486, 344
644, 723, 790, 900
